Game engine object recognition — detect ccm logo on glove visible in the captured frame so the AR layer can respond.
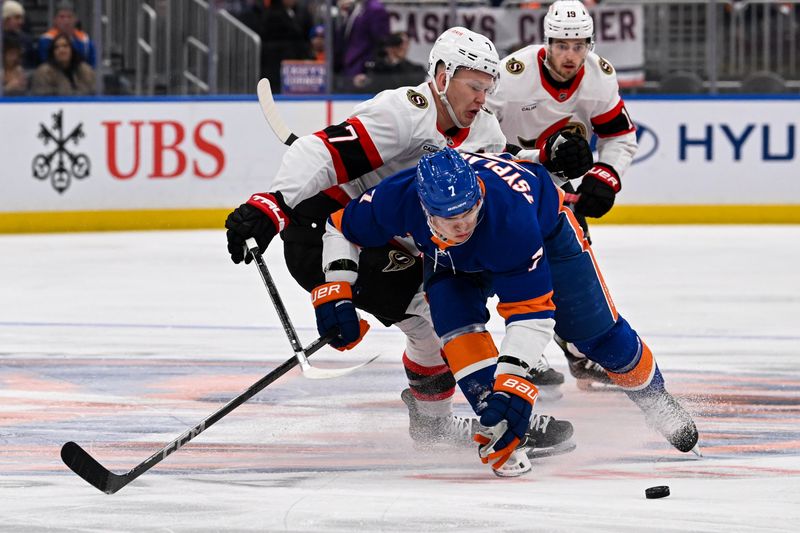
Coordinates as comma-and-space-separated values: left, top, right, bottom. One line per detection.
495, 375, 539, 403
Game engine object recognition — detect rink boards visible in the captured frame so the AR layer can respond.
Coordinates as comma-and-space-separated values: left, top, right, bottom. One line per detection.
0, 95, 798, 232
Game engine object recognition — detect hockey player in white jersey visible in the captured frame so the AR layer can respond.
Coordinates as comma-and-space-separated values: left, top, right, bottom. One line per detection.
487, 0, 638, 389
225, 27, 576, 454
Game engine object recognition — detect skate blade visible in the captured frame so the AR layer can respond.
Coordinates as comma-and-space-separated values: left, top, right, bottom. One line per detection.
525, 439, 577, 459
576, 378, 621, 392
690, 443, 703, 457
534, 385, 564, 402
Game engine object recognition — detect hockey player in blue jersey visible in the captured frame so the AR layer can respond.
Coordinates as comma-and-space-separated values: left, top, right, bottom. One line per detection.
313, 146, 699, 476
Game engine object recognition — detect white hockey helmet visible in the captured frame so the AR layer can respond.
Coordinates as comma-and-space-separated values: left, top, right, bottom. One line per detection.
427, 26, 500, 85
543, 0, 594, 42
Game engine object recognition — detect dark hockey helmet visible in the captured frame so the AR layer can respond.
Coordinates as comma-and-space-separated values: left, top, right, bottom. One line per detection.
416, 147, 482, 218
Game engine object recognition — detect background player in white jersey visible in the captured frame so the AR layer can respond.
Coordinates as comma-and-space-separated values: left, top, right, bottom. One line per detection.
487, 0, 638, 389
224, 27, 576, 454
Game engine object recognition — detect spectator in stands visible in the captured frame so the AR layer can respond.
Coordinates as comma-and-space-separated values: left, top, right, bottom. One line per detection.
235, 0, 266, 36
2, 0, 36, 69
309, 24, 325, 62
260, 0, 314, 94
38, 1, 96, 68
3, 35, 29, 95
352, 31, 426, 93
31, 32, 95, 96
333, 0, 389, 90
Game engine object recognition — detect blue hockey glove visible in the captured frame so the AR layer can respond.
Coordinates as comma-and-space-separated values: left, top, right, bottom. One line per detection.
575, 163, 621, 218
311, 281, 370, 351
474, 374, 538, 471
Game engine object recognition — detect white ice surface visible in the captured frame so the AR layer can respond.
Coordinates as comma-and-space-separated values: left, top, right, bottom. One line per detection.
1, 227, 799, 532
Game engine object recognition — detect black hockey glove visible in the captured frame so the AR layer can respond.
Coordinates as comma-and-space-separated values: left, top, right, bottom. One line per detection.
225, 192, 288, 264
575, 163, 621, 218
540, 131, 594, 180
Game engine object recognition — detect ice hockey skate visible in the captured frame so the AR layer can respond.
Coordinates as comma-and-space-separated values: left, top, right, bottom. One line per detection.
628, 388, 700, 455
527, 355, 565, 401
556, 336, 619, 391
401, 389, 575, 458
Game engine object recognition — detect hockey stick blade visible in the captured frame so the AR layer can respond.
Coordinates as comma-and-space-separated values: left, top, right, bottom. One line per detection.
245, 237, 379, 379
300, 353, 380, 379
256, 78, 298, 146
61, 332, 335, 494
61, 441, 128, 494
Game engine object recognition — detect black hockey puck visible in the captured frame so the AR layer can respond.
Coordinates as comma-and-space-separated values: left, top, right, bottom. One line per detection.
645, 485, 670, 499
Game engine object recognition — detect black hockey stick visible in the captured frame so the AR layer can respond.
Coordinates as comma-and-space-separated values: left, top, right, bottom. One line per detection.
61, 332, 336, 494
256, 78, 298, 146
246, 238, 379, 379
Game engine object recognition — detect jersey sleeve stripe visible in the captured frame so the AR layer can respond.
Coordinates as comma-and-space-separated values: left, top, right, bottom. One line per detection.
349, 117, 384, 169
591, 100, 636, 137
496, 291, 556, 321
313, 118, 384, 184
314, 130, 349, 183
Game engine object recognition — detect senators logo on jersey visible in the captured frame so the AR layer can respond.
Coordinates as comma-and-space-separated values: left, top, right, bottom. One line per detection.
406, 89, 428, 109
505, 58, 525, 75
598, 57, 614, 75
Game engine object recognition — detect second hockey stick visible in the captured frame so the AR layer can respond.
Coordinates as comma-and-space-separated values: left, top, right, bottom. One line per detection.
61, 331, 336, 494
246, 238, 378, 379
256, 78, 298, 146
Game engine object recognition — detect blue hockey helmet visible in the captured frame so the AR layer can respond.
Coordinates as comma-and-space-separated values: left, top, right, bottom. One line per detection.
415, 147, 481, 218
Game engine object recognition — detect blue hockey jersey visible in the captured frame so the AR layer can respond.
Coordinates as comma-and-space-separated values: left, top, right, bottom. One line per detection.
328, 152, 564, 328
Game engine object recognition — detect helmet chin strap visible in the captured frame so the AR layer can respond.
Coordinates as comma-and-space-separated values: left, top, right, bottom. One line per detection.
431, 76, 468, 130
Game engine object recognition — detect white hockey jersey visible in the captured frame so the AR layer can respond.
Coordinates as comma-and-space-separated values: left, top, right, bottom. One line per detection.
271, 81, 507, 209
487, 45, 637, 178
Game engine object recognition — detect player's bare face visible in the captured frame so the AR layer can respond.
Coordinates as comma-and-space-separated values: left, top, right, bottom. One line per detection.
547, 39, 589, 80
445, 70, 496, 127
429, 201, 482, 244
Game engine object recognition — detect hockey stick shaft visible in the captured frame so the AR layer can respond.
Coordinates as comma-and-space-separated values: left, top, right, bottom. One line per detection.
244, 238, 379, 379
256, 78, 298, 146
61, 332, 335, 494
246, 239, 305, 355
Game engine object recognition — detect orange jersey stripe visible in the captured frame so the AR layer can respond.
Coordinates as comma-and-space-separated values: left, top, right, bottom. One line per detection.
443, 331, 498, 377
329, 208, 345, 233
559, 206, 619, 321
496, 291, 555, 321
606, 341, 655, 389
